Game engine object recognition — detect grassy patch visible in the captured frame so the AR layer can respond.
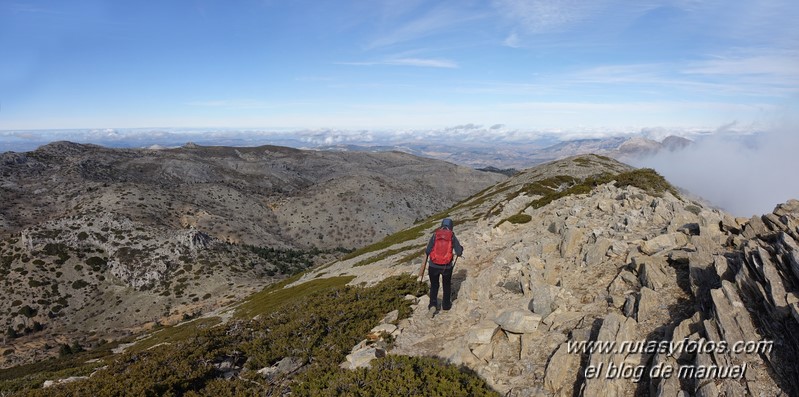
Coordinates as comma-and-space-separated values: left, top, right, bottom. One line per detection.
488, 168, 679, 227
341, 220, 438, 261
127, 317, 222, 354
398, 249, 426, 265
352, 244, 418, 267
496, 213, 532, 227
234, 275, 354, 319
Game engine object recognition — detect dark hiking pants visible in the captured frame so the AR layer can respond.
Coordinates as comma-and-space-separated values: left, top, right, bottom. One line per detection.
428, 266, 453, 310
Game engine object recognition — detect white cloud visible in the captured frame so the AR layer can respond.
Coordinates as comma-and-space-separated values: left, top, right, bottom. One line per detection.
384, 58, 458, 68
491, 0, 649, 35
337, 57, 458, 68
503, 32, 521, 48
367, 4, 487, 49
635, 124, 799, 217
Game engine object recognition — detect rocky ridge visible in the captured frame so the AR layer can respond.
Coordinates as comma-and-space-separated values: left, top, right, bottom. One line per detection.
298, 154, 798, 396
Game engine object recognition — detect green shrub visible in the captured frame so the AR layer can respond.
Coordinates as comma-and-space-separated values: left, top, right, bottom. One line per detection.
506, 214, 532, 224
85, 257, 107, 271
71, 279, 89, 289
9, 276, 447, 396
18, 305, 37, 318
294, 355, 499, 397
612, 168, 679, 197
685, 204, 702, 215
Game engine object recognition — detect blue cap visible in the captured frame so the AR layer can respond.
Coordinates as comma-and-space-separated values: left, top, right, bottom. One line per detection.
441, 218, 453, 229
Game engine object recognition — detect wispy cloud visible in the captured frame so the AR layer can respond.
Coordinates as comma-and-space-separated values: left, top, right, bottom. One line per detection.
681, 52, 799, 80
502, 32, 521, 48
367, 4, 487, 49
5, 3, 69, 15
337, 57, 458, 69
185, 100, 314, 109
492, 0, 621, 34
552, 53, 799, 98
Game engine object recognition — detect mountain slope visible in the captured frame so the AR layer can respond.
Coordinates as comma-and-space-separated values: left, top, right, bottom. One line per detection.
0, 142, 504, 368
296, 154, 798, 396
4, 154, 797, 396
1, 141, 504, 249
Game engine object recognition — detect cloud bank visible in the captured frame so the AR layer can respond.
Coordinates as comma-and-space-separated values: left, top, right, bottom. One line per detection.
635, 124, 799, 217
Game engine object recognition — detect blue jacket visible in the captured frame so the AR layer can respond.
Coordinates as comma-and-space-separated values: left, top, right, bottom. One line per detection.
426, 226, 463, 268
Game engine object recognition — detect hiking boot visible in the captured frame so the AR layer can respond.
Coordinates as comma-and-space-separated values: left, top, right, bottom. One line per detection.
427, 306, 436, 318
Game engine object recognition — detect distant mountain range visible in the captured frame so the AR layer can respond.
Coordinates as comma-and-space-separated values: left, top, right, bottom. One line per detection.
1, 129, 698, 170
318, 134, 694, 169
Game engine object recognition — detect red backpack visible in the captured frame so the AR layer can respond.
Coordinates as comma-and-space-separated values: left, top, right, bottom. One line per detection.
430, 228, 453, 264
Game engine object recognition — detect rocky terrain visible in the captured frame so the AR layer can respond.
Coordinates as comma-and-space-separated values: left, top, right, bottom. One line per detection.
298, 154, 798, 396
0, 142, 503, 367
3, 152, 797, 396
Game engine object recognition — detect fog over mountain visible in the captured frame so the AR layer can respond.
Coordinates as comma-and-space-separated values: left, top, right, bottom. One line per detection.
634, 127, 799, 217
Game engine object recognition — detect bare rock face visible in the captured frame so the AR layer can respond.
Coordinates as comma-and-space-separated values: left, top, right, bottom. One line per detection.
581, 313, 640, 397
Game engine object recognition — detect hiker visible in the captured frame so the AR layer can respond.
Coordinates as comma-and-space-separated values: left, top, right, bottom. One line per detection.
425, 218, 463, 317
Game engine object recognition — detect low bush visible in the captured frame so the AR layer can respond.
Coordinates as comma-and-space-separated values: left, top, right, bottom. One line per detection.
7, 276, 491, 396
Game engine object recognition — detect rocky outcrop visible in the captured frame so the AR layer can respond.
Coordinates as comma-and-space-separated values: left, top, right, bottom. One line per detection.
306, 157, 798, 396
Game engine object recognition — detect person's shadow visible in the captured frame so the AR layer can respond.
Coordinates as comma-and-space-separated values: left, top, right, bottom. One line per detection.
451, 268, 468, 302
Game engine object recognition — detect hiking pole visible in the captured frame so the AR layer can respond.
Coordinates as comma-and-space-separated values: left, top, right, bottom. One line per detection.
418, 255, 428, 282
453, 255, 459, 267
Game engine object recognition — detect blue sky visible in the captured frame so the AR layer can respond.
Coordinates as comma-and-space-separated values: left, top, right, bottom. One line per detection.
1, 0, 798, 133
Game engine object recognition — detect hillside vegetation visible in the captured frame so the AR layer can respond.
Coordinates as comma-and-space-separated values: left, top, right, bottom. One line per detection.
0, 142, 504, 368
5, 153, 798, 396
2, 275, 498, 396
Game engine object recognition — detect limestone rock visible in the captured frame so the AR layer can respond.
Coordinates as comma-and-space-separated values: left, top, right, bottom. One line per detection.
720, 213, 742, 234
529, 284, 555, 317
623, 294, 636, 318
559, 227, 584, 259
381, 309, 399, 324
636, 287, 659, 323
608, 269, 640, 308
472, 343, 494, 362
467, 320, 500, 346
492, 330, 522, 361
774, 199, 799, 218
494, 310, 542, 334
708, 281, 759, 358
342, 346, 386, 369
640, 233, 688, 255
584, 237, 613, 266
258, 356, 304, 381
43, 376, 89, 388
741, 215, 771, 239
581, 313, 640, 397
638, 257, 670, 291
756, 247, 790, 319
544, 342, 581, 396
369, 323, 398, 336
541, 310, 585, 332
